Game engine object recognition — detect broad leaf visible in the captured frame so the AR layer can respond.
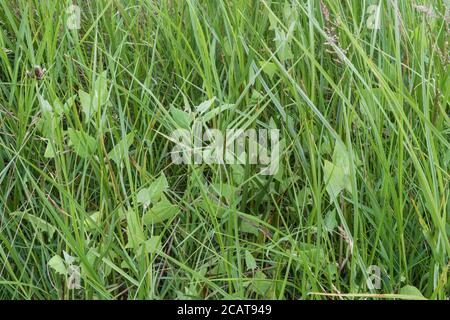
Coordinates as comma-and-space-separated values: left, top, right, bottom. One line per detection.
241, 219, 259, 236
63, 251, 76, 265
67, 128, 97, 159
143, 236, 162, 254
399, 285, 426, 300
259, 61, 277, 80
79, 71, 109, 122
323, 140, 353, 201
323, 160, 347, 200
48, 255, 67, 275
79, 90, 94, 120
195, 97, 216, 114
324, 210, 338, 232
15, 212, 56, 239
170, 107, 191, 129
137, 173, 168, 207
94, 71, 108, 105
274, 27, 294, 61
245, 250, 257, 271
39, 96, 53, 115
144, 196, 179, 224
125, 209, 145, 250
202, 103, 234, 122
108, 132, 134, 165
84, 211, 101, 230
251, 271, 271, 296
44, 141, 56, 158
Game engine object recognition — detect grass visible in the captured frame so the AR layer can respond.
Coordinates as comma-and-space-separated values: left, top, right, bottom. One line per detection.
0, 0, 449, 300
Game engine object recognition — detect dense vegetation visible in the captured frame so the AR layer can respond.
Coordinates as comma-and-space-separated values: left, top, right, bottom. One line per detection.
0, 0, 448, 300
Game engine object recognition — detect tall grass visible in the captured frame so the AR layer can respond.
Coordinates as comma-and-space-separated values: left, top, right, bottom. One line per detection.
0, 0, 448, 299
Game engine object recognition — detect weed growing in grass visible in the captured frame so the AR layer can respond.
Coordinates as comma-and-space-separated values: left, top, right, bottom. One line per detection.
0, 0, 448, 300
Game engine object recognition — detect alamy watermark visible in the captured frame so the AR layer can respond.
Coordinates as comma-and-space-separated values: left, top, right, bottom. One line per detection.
67, 265, 81, 290
367, 4, 381, 30
66, 4, 81, 30
366, 265, 382, 290
170, 124, 280, 175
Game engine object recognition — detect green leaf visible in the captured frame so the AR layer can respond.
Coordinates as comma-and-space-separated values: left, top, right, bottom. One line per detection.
48, 255, 67, 275
323, 160, 346, 200
274, 27, 294, 61
268, 12, 278, 30
52, 98, 69, 116
78, 72, 109, 122
211, 183, 238, 205
67, 128, 97, 159
79, 90, 94, 120
195, 97, 216, 114
137, 189, 152, 207
323, 140, 353, 201
202, 103, 234, 122
14, 212, 56, 239
39, 95, 53, 115
108, 132, 134, 165
94, 71, 108, 105
199, 199, 229, 219
137, 173, 168, 207
245, 250, 257, 271
170, 107, 191, 129
144, 196, 179, 224
324, 210, 337, 233
84, 211, 101, 230
63, 95, 76, 114
126, 209, 145, 250
231, 165, 245, 185
399, 285, 426, 300
143, 236, 162, 254
37, 114, 55, 139
259, 61, 277, 80
241, 219, 259, 236
297, 186, 312, 205
251, 271, 271, 296
333, 139, 351, 170
44, 141, 56, 158
63, 251, 76, 265
283, 2, 299, 26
